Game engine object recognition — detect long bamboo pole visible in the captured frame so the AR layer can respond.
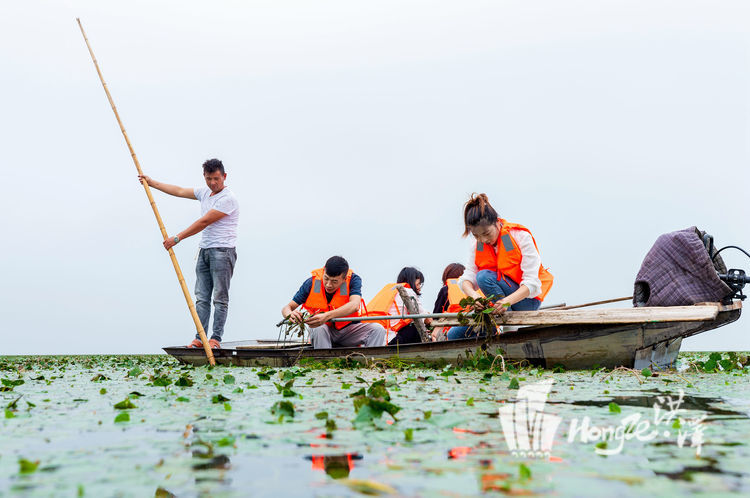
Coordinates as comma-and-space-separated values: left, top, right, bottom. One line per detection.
76, 19, 215, 366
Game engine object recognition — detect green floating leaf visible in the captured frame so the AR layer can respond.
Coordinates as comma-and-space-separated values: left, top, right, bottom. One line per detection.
404, 428, 414, 442
114, 412, 130, 423
223, 375, 235, 385
176, 397, 190, 403
508, 378, 520, 390
641, 368, 652, 378
211, 394, 231, 404
216, 436, 235, 447
99, 388, 107, 395
608, 402, 621, 414
341, 383, 352, 389
18, 458, 40, 474
325, 418, 337, 432
129, 391, 145, 397
127, 367, 143, 378
224, 402, 232, 411
152, 375, 172, 387
90, 374, 110, 382
114, 398, 136, 410
315, 411, 329, 420
5, 408, 16, 419
466, 397, 475, 406
519, 462, 531, 481
271, 400, 295, 419
175, 375, 194, 387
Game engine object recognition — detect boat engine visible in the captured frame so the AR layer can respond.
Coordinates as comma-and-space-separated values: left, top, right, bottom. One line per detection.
718, 269, 749, 302
707, 235, 750, 303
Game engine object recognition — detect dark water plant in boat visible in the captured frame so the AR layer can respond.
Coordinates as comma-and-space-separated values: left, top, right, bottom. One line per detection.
456, 295, 504, 335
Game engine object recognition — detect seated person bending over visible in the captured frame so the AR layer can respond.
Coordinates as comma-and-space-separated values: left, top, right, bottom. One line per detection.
281, 256, 386, 349
447, 193, 553, 340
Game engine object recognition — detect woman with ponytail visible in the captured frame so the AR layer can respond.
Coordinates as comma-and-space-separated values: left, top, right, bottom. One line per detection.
447, 193, 553, 340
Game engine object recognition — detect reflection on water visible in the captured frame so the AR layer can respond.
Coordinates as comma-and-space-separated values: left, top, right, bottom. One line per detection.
306, 453, 362, 479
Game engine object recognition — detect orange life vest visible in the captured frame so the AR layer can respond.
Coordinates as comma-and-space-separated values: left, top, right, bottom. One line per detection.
364, 283, 412, 341
303, 268, 359, 329
474, 219, 554, 302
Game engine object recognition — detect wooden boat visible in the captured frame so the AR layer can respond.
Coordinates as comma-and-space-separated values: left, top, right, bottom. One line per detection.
163, 300, 741, 370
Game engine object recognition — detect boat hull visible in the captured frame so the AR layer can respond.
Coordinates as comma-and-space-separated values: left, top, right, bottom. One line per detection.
163, 306, 741, 370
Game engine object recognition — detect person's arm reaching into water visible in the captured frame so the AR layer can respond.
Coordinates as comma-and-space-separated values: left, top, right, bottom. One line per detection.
138, 175, 196, 199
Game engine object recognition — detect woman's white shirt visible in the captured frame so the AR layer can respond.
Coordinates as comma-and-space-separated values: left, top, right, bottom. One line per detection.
457, 230, 542, 298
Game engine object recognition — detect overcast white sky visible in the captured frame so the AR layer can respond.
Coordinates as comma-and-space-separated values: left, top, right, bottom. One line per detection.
1, 0, 749, 354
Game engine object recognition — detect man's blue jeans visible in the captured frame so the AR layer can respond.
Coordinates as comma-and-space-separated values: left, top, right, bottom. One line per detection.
447, 270, 540, 340
195, 247, 237, 341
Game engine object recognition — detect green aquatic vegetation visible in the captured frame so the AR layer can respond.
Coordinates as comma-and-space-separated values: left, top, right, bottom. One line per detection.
90, 373, 110, 382
151, 374, 172, 387
508, 377, 519, 389
274, 379, 298, 397
351, 379, 401, 424
216, 436, 235, 447
608, 402, 621, 414
404, 428, 414, 441
113, 397, 136, 410
211, 394, 230, 404
456, 295, 502, 335
223, 374, 235, 385
127, 366, 143, 377
694, 352, 749, 373
174, 374, 194, 386
1, 354, 749, 495
18, 458, 39, 474
1, 378, 24, 392
114, 412, 130, 423
271, 400, 295, 420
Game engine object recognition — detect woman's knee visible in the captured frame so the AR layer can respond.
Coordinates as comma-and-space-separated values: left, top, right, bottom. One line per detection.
476, 270, 497, 288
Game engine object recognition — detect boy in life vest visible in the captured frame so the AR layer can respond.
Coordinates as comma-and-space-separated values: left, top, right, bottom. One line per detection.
447, 193, 553, 340
281, 256, 386, 349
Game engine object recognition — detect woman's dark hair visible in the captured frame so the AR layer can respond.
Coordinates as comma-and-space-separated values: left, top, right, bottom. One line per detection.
324, 256, 349, 277
203, 158, 225, 175
397, 267, 425, 295
441, 263, 465, 285
463, 193, 498, 237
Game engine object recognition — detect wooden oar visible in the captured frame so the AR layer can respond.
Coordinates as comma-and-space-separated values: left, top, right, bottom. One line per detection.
556, 296, 632, 310
77, 19, 215, 365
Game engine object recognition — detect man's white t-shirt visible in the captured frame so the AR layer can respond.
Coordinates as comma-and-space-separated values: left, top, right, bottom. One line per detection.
193, 187, 239, 248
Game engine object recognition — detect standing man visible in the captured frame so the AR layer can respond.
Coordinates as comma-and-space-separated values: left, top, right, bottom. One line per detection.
139, 158, 239, 349
281, 256, 386, 349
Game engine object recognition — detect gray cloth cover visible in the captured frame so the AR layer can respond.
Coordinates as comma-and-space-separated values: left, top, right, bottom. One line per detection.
633, 227, 732, 307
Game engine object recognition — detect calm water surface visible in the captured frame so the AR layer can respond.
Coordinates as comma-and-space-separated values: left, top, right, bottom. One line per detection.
1, 354, 748, 496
